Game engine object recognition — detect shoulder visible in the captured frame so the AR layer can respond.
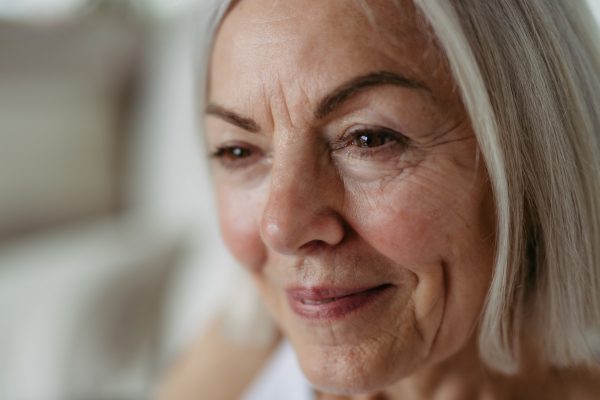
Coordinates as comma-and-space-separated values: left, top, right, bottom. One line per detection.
155, 316, 282, 400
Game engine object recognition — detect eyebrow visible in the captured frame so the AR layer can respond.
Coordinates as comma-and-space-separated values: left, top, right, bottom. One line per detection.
205, 71, 423, 132
315, 71, 423, 120
205, 103, 261, 133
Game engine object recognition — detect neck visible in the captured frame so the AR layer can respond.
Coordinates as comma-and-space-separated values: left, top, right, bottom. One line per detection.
383, 336, 498, 400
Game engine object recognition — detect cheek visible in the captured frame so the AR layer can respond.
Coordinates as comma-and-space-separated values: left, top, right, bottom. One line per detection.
345, 170, 495, 346
216, 184, 267, 272
348, 181, 446, 267
348, 167, 494, 271
348, 182, 449, 336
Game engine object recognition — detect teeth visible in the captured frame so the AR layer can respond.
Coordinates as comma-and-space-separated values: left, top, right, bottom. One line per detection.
299, 298, 336, 305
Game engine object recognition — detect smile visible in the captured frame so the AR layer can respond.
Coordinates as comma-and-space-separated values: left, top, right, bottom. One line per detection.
286, 284, 395, 321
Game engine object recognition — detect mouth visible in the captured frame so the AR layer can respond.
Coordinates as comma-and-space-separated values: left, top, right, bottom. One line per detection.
286, 284, 395, 321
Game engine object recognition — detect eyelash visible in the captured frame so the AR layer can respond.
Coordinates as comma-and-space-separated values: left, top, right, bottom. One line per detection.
211, 128, 408, 168
338, 128, 408, 153
210, 142, 264, 170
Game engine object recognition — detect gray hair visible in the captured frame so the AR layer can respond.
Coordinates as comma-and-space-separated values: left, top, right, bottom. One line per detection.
197, 0, 600, 374
415, 0, 600, 373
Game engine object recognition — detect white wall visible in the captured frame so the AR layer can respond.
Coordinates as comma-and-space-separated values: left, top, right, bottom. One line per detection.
588, 0, 600, 22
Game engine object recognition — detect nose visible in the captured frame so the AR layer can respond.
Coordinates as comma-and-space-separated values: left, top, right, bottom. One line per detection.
260, 147, 345, 255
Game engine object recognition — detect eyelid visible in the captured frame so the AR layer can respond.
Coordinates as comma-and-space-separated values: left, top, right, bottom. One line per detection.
333, 124, 408, 149
209, 141, 266, 170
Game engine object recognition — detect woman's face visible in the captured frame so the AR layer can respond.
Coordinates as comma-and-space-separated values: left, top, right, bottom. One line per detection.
207, 0, 495, 394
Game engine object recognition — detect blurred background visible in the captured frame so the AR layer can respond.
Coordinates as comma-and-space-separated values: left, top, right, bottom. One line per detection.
0, 0, 600, 399
0, 1, 237, 399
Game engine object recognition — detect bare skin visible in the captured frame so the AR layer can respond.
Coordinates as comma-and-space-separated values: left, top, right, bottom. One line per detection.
156, 0, 600, 399
156, 322, 600, 400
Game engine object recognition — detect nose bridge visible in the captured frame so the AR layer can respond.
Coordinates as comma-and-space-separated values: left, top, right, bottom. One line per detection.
273, 135, 316, 196
260, 135, 344, 255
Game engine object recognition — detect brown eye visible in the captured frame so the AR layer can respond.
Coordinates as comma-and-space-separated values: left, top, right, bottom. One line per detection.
215, 146, 254, 161
228, 147, 253, 159
355, 132, 388, 148
212, 143, 263, 170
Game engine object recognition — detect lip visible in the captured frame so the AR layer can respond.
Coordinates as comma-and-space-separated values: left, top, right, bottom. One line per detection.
286, 284, 394, 321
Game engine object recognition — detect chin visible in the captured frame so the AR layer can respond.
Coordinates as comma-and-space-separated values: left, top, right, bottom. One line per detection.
293, 335, 423, 395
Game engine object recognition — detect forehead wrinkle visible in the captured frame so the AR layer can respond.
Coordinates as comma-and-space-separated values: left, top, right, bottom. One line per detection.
218, 0, 457, 129
273, 76, 293, 133
235, 0, 310, 37
268, 73, 315, 139
225, 4, 299, 59
259, 73, 275, 133
228, 0, 421, 72
233, 0, 369, 50
234, 26, 296, 57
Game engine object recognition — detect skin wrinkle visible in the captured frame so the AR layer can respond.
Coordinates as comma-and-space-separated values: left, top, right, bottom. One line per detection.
402, 174, 477, 230
273, 74, 296, 134
206, 0, 503, 398
209, 72, 433, 141
404, 142, 492, 225
369, 170, 470, 237
428, 259, 449, 359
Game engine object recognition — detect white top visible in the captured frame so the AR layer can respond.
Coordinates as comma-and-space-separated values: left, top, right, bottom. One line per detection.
239, 340, 316, 400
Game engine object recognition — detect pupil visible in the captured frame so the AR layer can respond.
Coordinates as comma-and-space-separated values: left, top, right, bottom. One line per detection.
358, 133, 384, 147
231, 147, 251, 158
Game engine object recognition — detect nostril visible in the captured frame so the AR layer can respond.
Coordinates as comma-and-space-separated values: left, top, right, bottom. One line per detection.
260, 179, 346, 254
299, 239, 332, 253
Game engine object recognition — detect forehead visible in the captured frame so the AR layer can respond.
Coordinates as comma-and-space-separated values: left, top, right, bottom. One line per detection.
209, 0, 451, 117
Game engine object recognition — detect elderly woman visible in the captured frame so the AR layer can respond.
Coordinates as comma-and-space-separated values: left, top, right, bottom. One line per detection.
158, 0, 600, 398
